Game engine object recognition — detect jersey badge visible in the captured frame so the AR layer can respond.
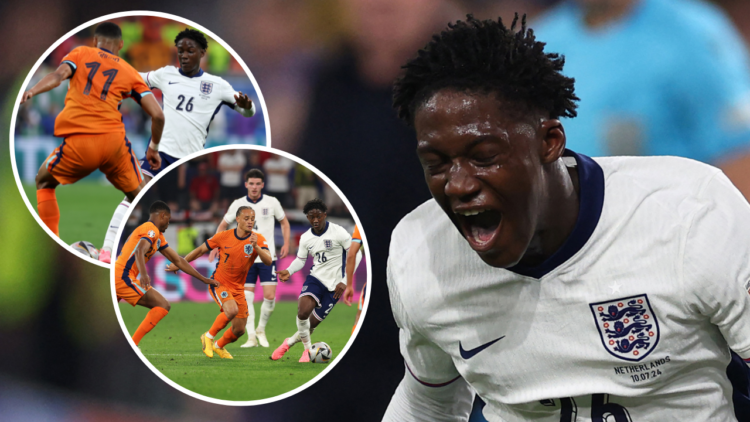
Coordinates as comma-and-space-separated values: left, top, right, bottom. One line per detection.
302, 286, 308, 292
244, 244, 253, 255
200, 81, 213, 95
590, 294, 659, 362
324, 240, 333, 249
221, 291, 229, 299
262, 208, 269, 216
148, 230, 155, 238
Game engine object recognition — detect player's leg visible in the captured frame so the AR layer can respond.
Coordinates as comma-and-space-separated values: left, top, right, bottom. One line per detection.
35, 162, 61, 236
203, 284, 233, 358
241, 265, 259, 347
271, 295, 315, 361
132, 288, 171, 346
99, 175, 152, 263
255, 262, 278, 347
214, 297, 244, 359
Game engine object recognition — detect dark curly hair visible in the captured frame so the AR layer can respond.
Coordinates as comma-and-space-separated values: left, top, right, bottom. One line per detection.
393, 14, 578, 125
175, 28, 208, 50
149, 200, 171, 215
303, 198, 327, 214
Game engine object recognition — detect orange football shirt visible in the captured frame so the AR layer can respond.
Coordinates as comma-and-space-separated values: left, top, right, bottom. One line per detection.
55, 46, 151, 137
115, 221, 168, 281
352, 225, 362, 244
206, 229, 268, 290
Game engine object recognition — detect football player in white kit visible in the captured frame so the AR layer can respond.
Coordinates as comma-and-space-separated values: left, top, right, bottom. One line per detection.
271, 199, 352, 362
208, 168, 291, 348
383, 15, 750, 422
98, 28, 256, 263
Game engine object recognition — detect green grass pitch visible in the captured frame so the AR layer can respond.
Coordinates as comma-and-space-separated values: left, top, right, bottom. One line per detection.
23, 182, 124, 245
119, 301, 357, 401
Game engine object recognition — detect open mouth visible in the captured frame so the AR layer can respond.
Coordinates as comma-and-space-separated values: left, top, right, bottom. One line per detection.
455, 209, 502, 250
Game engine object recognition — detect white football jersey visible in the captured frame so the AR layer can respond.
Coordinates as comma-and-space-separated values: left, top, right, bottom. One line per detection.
141, 66, 243, 158
387, 151, 750, 422
223, 194, 285, 262
297, 222, 352, 290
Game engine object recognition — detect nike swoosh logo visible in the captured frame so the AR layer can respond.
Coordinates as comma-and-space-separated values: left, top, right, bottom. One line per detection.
169, 81, 179, 84
459, 336, 505, 359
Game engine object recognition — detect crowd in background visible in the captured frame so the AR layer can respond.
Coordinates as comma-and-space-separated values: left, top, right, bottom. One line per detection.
2, 0, 750, 421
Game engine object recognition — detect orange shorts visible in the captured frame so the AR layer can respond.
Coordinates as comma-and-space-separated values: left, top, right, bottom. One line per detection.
208, 284, 248, 319
115, 272, 152, 306
45, 132, 143, 193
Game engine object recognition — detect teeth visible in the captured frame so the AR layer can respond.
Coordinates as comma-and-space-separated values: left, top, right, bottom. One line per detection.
457, 209, 487, 217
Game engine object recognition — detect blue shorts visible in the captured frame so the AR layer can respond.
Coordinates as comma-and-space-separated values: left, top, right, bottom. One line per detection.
300, 275, 338, 321
245, 261, 277, 287
140, 150, 180, 178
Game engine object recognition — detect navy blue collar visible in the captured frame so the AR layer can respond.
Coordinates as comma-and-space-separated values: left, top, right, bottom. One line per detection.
311, 221, 330, 237
507, 149, 605, 279
179, 67, 204, 78
246, 193, 263, 204
234, 228, 252, 240
99, 47, 114, 54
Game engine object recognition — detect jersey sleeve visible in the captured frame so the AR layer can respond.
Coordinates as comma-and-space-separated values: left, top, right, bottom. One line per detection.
352, 225, 362, 244
60, 47, 83, 77
273, 197, 286, 221
142, 67, 164, 90
296, 234, 309, 260
340, 227, 352, 250
158, 233, 169, 251
682, 171, 750, 360
256, 233, 269, 250
388, 252, 463, 385
223, 200, 240, 224
219, 80, 238, 105
383, 372, 474, 422
205, 231, 225, 251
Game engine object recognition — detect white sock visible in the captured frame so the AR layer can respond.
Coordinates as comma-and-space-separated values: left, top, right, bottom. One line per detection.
286, 332, 301, 347
245, 290, 256, 337
296, 317, 312, 350
257, 298, 275, 332
102, 200, 131, 251
206, 332, 214, 340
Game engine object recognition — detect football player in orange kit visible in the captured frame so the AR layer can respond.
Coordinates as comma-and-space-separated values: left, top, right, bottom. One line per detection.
115, 201, 218, 346
167, 206, 272, 359
20, 22, 164, 237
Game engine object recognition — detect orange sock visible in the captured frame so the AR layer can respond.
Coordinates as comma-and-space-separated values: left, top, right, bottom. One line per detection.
208, 313, 230, 337
132, 306, 169, 346
37, 188, 60, 236
216, 328, 239, 349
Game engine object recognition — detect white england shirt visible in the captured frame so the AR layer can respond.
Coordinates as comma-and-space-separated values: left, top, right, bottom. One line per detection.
223, 194, 285, 262
386, 151, 750, 422
297, 222, 352, 290
141, 66, 244, 158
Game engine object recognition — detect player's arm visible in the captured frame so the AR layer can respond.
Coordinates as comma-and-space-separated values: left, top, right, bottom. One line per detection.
332, 232, 353, 299
160, 245, 218, 286
21, 64, 73, 104
277, 243, 308, 282
251, 233, 273, 266
134, 238, 153, 289
278, 216, 291, 258
208, 219, 230, 262
343, 241, 362, 306
139, 94, 165, 171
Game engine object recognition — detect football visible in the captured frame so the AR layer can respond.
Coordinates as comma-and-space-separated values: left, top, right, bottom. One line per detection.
308, 342, 332, 363
70, 241, 99, 260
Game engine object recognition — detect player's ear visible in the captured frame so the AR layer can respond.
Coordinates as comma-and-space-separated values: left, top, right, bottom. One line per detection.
118, 39, 124, 51
539, 119, 566, 165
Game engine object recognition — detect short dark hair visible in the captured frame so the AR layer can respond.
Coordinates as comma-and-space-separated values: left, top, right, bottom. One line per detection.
236, 206, 255, 218
393, 14, 578, 125
94, 22, 122, 40
175, 28, 208, 50
303, 198, 327, 214
245, 169, 265, 182
149, 200, 171, 215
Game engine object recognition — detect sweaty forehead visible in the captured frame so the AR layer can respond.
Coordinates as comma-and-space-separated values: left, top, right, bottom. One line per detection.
177, 38, 200, 49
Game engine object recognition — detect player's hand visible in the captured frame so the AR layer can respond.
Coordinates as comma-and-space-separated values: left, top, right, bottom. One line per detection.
277, 270, 290, 282
342, 285, 354, 306
140, 274, 152, 290
146, 147, 161, 170
205, 278, 220, 287
165, 263, 179, 272
21, 91, 34, 104
333, 282, 346, 300
208, 248, 219, 262
234, 91, 253, 109
279, 244, 289, 259
250, 233, 258, 248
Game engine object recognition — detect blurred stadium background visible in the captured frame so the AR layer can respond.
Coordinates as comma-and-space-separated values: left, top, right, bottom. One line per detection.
2, 0, 750, 421
12, 15, 266, 245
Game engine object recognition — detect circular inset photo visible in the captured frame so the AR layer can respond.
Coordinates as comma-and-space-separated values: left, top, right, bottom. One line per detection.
10, 12, 268, 268
111, 146, 369, 404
